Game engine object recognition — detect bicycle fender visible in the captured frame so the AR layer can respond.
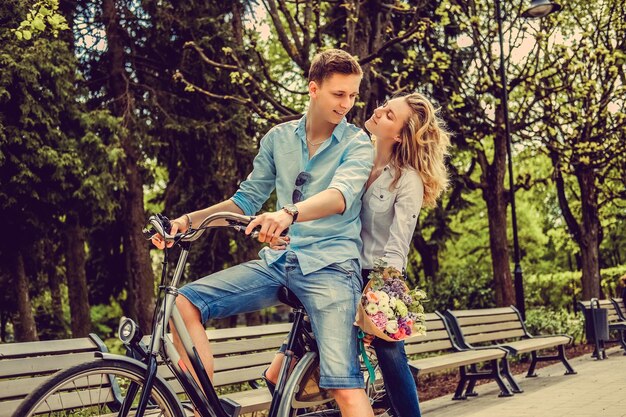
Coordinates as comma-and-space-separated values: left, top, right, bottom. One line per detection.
93, 351, 186, 415
276, 351, 334, 417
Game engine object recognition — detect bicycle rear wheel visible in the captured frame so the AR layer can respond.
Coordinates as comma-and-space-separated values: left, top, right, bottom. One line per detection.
14, 358, 184, 417
279, 349, 389, 417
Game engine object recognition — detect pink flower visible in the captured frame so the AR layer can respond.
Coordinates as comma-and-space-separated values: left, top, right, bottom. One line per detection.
365, 290, 380, 303
370, 312, 388, 330
391, 327, 407, 340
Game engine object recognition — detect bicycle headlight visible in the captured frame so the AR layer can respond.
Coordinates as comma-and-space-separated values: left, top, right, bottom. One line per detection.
118, 316, 142, 344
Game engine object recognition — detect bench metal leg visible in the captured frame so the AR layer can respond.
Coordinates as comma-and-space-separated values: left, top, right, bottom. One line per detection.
493, 359, 514, 397
526, 351, 538, 377
619, 330, 626, 355
464, 365, 478, 396
500, 358, 523, 393
557, 345, 577, 375
453, 366, 468, 400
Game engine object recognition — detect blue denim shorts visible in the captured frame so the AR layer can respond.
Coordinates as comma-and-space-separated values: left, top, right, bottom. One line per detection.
178, 251, 364, 389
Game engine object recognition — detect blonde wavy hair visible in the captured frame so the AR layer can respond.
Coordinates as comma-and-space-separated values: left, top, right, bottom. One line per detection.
389, 92, 451, 207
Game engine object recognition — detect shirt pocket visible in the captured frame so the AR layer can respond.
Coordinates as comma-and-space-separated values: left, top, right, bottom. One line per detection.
368, 188, 394, 212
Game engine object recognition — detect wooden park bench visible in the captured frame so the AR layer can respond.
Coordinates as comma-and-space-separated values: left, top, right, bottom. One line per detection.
443, 306, 576, 392
577, 298, 626, 358
404, 312, 516, 400
151, 322, 292, 415
0, 334, 108, 417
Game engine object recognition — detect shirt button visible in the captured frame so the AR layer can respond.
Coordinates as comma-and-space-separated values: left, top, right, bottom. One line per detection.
380, 195, 383, 198
413, 215, 416, 218
384, 167, 387, 171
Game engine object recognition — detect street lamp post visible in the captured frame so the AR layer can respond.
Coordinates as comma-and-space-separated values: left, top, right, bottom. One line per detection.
494, 0, 561, 320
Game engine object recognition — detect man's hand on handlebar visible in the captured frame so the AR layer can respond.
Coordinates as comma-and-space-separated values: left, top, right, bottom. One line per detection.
245, 210, 293, 244
151, 215, 189, 249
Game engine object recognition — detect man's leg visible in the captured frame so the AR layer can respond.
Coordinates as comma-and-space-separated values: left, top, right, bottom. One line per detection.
288, 256, 374, 417
171, 260, 283, 384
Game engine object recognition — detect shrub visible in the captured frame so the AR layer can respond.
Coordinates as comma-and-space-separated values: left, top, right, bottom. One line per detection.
524, 307, 584, 344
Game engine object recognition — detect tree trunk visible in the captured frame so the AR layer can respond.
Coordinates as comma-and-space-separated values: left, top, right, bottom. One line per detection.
121, 158, 155, 331
47, 244, 68, 338
576, 165, 602, 299
12, 251, 38, 341
65, 213, 92, 337
413, 233, 440, 282
479, 125, 516, 307
102, 0, 155, 331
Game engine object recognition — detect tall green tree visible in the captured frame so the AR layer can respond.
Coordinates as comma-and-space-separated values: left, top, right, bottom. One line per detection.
533, 0, 626, 299
1, 0, 121, 339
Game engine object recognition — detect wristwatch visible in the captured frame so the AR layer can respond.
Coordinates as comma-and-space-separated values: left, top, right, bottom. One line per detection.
282, 204, 299, 223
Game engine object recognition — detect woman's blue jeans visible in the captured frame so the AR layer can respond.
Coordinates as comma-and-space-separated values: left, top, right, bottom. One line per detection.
363, 269, 421, 417
372, 337, 422, 417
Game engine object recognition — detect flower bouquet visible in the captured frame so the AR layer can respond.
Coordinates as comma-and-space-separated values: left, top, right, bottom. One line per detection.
355, 259, 428, 342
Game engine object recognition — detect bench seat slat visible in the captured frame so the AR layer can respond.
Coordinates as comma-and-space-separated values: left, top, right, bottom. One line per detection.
501, 336, 571, 354
410, 348, 505, 374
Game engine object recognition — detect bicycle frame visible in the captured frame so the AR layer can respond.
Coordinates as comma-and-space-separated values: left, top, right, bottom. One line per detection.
118, 213, 330, 417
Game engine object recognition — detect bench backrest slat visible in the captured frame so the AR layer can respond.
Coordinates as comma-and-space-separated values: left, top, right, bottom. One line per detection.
0, 335, 108, 417
0, 338, 98, 360
405, 339, 453, 355
0, 352, 98, 379
403, 313, 454, 354
447, 307, 516, 318
456, 312, 520, 326
205, 323, 292, 341
446, 307, 529, 346
464, 329, 526, 345
579, 299, 622, 323
460, 321, 523, 336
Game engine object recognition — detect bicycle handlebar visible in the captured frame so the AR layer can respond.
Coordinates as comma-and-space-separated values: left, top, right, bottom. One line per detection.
143, 212, 289, 244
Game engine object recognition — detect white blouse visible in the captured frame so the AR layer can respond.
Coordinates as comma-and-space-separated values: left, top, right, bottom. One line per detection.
360, 165, 424, 271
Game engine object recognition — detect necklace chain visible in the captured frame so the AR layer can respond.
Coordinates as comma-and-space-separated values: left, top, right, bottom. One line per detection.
306, 137, 327, 147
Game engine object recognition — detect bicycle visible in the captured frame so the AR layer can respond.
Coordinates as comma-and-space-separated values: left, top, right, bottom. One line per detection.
14, 212, 387, 417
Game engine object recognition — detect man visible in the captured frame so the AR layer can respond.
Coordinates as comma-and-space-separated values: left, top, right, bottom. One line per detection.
155, 49, 374, 416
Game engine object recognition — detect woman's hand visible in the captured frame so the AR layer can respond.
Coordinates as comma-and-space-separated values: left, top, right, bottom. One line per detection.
363, 333, 375, 347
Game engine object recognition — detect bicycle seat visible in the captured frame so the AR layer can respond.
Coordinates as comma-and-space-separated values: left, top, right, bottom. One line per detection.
278, 287, 304, 309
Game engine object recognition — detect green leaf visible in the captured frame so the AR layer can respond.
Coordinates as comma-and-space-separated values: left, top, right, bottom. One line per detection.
32, 17, 45, 32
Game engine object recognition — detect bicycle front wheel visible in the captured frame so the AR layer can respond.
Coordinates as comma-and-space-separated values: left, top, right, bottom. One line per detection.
13, 358, 184, 417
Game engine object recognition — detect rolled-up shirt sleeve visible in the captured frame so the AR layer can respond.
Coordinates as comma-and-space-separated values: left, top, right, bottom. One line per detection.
381, 170, 424, 271
328, 133, 373, 211
231, 131, 276, 216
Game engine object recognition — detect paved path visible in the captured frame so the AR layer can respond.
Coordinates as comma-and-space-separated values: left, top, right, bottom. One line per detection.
420, 347, 626, 417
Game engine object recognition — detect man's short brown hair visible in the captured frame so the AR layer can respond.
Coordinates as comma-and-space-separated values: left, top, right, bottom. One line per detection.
308, 49, 362, 84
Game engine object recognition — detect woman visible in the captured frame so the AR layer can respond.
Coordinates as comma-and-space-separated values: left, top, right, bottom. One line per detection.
266, 92, 451, 417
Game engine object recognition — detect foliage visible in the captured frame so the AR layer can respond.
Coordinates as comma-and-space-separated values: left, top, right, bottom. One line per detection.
13, 0, 69, 40
525, 264, 626, 311
90, 298, 125, 338
424, 266, 496, 312
524, 307, 584, 344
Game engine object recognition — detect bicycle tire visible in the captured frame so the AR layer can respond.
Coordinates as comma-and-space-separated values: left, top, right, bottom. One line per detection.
13, 358, 185, 417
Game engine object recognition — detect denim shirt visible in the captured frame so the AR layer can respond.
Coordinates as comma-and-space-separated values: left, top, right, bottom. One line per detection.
231, 115, 374, 275
360, 165, 424, 271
